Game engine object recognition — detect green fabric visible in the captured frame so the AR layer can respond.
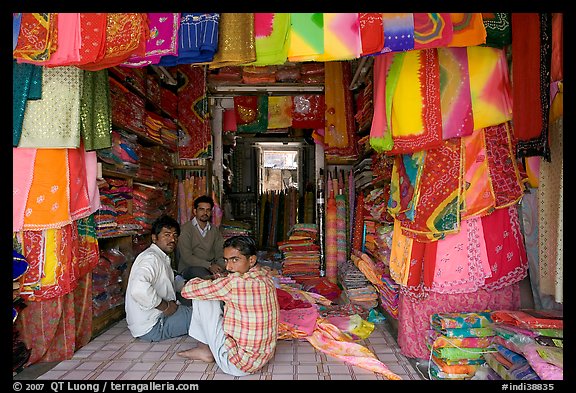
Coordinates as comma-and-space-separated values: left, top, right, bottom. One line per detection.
80, 69, 113, 151
237, 96, 269, 133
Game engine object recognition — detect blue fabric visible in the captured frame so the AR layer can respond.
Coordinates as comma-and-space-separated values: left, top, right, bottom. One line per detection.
158, 13, 219, 65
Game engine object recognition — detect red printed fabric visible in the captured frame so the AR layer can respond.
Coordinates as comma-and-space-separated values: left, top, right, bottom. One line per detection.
480, 205, 528, 291
358, 13, 384, 56
177, 64, 212, 158
401, 138, 462, 242
484, 122, 525, 209
79, 13, 149, 71
491, 309, 563, 330
234, 96, 259, 125
291, 95, 325, 129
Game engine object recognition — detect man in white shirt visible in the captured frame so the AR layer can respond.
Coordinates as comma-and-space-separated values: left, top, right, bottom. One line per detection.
125, 215, 192, 341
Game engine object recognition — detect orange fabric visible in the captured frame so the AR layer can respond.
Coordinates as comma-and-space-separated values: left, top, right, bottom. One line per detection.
23, 149, 71, 231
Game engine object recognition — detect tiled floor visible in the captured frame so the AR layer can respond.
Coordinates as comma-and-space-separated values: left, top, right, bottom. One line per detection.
16, 318, 423, 381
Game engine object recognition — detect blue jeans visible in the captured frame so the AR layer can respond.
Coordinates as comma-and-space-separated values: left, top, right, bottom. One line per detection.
138, 304, 192, 342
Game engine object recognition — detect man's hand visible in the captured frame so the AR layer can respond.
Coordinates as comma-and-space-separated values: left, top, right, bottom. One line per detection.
209, 262, 224, 274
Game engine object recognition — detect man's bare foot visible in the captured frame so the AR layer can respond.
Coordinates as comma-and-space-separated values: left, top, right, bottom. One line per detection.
177, 343, 215, 362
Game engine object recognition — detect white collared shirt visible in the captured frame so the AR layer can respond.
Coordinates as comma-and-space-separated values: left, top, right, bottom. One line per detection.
192, 217, 211, 238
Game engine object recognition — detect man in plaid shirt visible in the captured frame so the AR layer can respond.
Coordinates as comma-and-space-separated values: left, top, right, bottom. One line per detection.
178, 235, 279, 376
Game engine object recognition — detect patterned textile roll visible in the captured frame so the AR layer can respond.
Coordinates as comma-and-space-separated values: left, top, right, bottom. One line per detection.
352, 192, 365, 252
325, 193, 338, 283
335, 193, 347, 265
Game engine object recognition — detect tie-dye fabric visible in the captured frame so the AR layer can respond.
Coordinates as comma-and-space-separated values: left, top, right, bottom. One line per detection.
387, 49, 443, 154
288, 13, 324, 61
482, 13, 511, 48
413, 13, 453, 50
438, 47, 474, 139
460, 128, 496, 219
382, 13, 414, 52
248, 13, 290, 66
467, 46, 513, 131
369, 53, 394, 152
317, 13, 361, 61
448, 13, 486, 47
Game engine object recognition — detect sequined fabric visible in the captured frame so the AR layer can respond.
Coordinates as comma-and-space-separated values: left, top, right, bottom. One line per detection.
79, 13, 148, 71
18, 66, 83, 148
208, 13, 256, 68
13, 61, 43, 146
80, 70, 113, 151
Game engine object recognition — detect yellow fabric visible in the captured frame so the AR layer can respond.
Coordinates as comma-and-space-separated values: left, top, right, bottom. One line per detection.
324, 62, 348, 148
267, 96, 293, 129
467, 46, 513, 130
391, 50, 426, 137
41, 229, 58, 286
388, 219, 413, 285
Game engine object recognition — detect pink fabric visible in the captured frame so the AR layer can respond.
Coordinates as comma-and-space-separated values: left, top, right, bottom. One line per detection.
430, 216, 492, 294
25, 13, 82, 66
84, 151, 101, 214
13, 148, 37, 232
122, 13, 180, 67
67, 148, 91, 221
522, 344, 563, 380
397, 283, 520, 359
280, 307, 318, 336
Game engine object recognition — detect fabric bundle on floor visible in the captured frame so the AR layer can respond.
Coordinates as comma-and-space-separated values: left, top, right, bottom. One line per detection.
427, 311, 497, 380
488, 309, 563, 380
276, 286, 401, 380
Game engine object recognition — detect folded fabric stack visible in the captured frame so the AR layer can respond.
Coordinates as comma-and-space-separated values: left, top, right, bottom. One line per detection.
96, 178, 141, 237
338, 259, 379, 310
221, 219, 253, 239
428, 311, 497, 380
132, 182, 170, 233
279, 224, 321, 279
92, 248, 129, 317
377, 273, 399, 319
488, 309, 563, 380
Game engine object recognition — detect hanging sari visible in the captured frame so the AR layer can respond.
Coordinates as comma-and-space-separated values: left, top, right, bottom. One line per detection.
512, 13, 552, 160
287, 13, 324, 62
79, 13, 148, 71
13, 13, 58, 63
381, 13, 414, 52
177, 64, 212, 158
387, 48, 443, 154
438, 47, 474, 140
122, 13, 180, 67
317, 13, 362, 61
482, 13, 511, 48
79, 69, 113, 151
447, 13, 486, 47
208, 13, 256, 69
13, 61, 43, 147
460, 127, 496, 219
401, 138, 462, 242
267, 96, 293, 129
484, 122, 525, 209
481, 205, 528, 291
247, 13, 290, 66
358, 13, 384, 56
413, 13, 453, 50
369, 53, 394, 152
18, 66, 83, 148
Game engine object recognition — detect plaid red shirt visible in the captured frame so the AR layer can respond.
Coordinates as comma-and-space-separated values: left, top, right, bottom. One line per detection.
181, 265, 279, 373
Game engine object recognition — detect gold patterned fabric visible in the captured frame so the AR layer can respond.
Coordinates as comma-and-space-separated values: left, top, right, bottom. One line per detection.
207, 13, 256, 69
80, 70, 113, 151
18, 66, 83, 148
